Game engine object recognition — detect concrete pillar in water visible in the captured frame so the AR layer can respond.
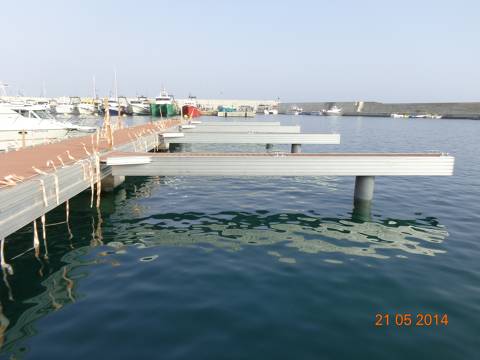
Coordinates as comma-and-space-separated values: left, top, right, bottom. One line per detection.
159, 141, 170, 152
101, 175, 125, 193
353, 176, 375, 220
169, 143, 183, 152
291, 144, 301, 153
266, 144, 273, 151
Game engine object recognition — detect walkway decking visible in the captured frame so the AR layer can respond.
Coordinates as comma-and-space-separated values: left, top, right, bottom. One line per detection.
0, 119, 182, 238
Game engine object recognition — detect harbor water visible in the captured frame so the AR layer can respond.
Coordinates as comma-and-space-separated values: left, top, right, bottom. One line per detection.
0, 115, 479, 359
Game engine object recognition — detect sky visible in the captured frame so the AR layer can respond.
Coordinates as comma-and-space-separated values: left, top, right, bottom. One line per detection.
1, 0, 479, 102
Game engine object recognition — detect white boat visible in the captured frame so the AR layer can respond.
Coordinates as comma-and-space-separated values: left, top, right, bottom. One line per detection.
322, 106, 343, 116
54, 96, 80, 115
78, 102, 98, 115
105, 96, 133, 116
263, 108, 279, 115
286, 105, 303, 115
106, 99, 122, 116
130, 96, 151, 115
391, 113, 409, 118
0, 104, 95, 150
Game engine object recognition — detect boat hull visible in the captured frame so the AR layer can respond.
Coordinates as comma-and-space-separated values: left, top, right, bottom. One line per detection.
78, 104, 97, 115
0, 128, 71, 150
182, 105, 201, 118
55, 104, 79, 115
151, 103, 178, 117
131, 104, 151, 115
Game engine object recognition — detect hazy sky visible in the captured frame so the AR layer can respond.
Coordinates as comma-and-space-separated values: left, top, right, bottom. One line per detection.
1, 0, 479, 102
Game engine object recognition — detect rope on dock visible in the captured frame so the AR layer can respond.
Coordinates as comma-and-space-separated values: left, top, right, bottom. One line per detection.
33, 219, 40, 257
32, 168, 49, 207
41, 214, 48, 259
81, 143, 91, 156
56, 155, 65, 167
66, 200, 73, 244
66, 150, 76, 161
89, 160, 95, 208
46, 160, 60, 205
0, 238, 13, 275
95, 152, 101, 209
2, 174, 24, 186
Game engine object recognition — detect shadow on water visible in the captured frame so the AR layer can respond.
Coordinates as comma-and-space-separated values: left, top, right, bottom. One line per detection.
0, 176, 449, 357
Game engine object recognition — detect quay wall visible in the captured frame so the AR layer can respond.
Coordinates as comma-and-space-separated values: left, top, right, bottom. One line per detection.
279, 101, 480, 119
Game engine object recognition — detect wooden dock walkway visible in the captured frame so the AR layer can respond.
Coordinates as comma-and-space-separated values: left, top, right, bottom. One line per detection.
0, 118, 182, 239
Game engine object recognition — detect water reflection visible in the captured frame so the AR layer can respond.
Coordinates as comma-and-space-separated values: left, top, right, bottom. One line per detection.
0, 205, 449, 357
0, 173, 449, 358
112, 210, 447, 261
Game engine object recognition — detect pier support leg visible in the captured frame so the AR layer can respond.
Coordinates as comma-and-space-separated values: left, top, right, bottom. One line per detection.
266, 144, 273, 151
353, 176, 375, 221
170, 143, 183, 152
155, 140, 169, 152
291, 144, 301, 153
102, 175, 125, 193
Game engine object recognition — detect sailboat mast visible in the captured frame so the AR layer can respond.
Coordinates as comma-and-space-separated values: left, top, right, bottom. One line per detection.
93, 76, 97, 99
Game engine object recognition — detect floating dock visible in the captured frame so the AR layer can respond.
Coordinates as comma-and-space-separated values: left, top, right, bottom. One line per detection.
0, 119, 455, 241
106, 152, 454, 177
162, 132, 340, 145
104, 151, 454, 220
180, 125, 301, 133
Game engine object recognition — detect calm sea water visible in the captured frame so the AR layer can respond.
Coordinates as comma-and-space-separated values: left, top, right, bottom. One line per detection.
1, 115, 479, 359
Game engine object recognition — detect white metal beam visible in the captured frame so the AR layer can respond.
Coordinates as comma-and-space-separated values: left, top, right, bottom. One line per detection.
181, 125, 301, 133
107, 152, 455, 177
163, 133, 340, 144
196, 121, 281, 126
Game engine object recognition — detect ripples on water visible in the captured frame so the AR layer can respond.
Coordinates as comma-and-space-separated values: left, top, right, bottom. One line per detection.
0, 115, 479, 359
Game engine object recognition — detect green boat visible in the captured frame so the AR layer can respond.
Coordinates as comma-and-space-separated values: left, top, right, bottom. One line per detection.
151, 89, 179, 117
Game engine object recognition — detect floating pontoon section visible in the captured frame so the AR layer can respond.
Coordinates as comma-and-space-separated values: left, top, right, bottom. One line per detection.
196, 121, 281, 126
106, 152, 454, 177
181, 125, 301, 133
163, 133, 340, 145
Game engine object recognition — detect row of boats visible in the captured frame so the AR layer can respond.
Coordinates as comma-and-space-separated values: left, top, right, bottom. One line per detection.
391, 113, 442, 119
7, 89, 202, 118
286, 105, 343, 116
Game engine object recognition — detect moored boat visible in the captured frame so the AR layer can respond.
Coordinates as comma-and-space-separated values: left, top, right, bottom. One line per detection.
130, 96, 151, 115
322, 105, 343, 116
263, 108, 278, 115
78, 102, 98, 115
0, 103, 95, 150
286, 105, 303, 115
54, 96, 80, 116
151, 89, 179, 117
217, 105, 256, 117
182, 95, 201, 118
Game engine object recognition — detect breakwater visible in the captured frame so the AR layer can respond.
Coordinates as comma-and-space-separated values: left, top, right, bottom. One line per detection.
279, 101, 480, 119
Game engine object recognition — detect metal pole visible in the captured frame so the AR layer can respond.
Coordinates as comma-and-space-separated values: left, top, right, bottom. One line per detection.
354, 176, 375, 202
291, 144, 301, 153
170, 143, 183, 152
353, 176, 375, 221
266, 144, 273, 151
